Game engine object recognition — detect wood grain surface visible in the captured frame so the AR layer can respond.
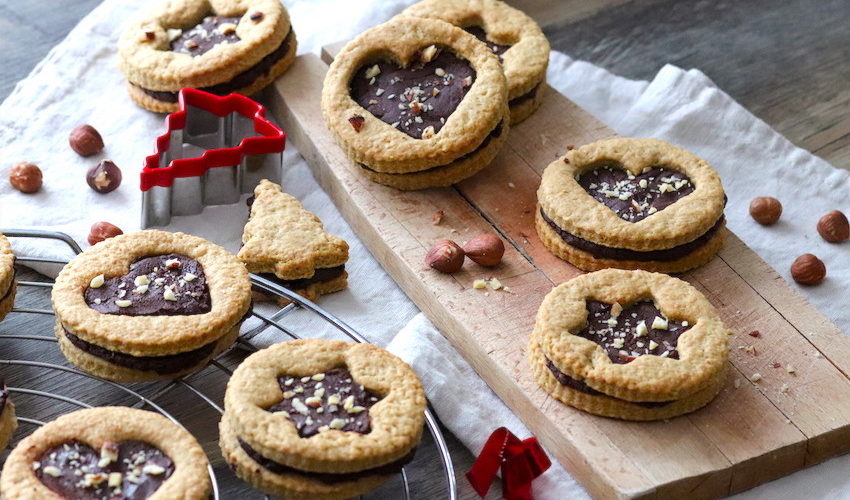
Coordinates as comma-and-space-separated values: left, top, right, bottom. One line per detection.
271, 49, 850, 498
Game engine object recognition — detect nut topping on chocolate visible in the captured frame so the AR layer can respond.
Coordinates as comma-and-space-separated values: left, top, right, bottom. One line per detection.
578, 166, 694, 222
86, 160, 122, 194
575, 301, 691, 363
267, 367, 381, 438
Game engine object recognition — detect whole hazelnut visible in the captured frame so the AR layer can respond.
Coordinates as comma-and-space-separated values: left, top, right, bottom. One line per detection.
749, 197, 782, 225
463, 234, 505, 267
817, 210, 850, 243
86, 160, 122, 194
8, 161, 43, 193
790, 253, 826, 285
69, 124, 104, 157
87, 222, 123, 246
425, 240, 465, 273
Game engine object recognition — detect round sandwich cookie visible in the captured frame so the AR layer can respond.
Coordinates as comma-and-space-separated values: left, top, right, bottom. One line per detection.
0, 379, 18, 450
220, 339, 426, 500
0, 233, 16, 322
321, 16, 510, 190
51, 230, 252, 382
529, 269, 730, 420
0, 407, 211, 500
118, 0, 297, 113
536, 138, 727, 273
400, 0, 550, 124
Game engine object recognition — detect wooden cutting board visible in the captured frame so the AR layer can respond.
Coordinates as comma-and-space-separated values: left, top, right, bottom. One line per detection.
267, 45, 850, 499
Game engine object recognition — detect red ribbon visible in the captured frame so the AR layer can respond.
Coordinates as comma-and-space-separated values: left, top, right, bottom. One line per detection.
466, 428, 551, 500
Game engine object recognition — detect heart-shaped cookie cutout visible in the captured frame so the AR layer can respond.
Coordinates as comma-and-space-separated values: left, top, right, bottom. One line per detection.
266, 367, 382, 438
36, 440, 174, 499
577, 165, 694, 222
84, 254, 210, 316
350, 46, 476, 139
575, 300, 691, 364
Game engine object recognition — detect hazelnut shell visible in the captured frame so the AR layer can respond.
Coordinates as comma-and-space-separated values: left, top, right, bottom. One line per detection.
790, 253, 826, 285
425, 240, 465, 273
8, 162, 43, 193
463, 234, 505, 267
817, 210, 850, 243
69, 124, 104, 157
749, 196, 782, 225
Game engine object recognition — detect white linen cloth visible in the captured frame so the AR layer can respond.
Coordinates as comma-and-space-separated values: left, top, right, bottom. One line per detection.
1, 1, 849, 498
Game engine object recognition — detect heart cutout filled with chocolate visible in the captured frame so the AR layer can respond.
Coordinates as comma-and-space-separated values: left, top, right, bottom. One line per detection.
84, 254, 210, 316
577, 165, 694, 222
349, 46, 477, 139
36, 440, 174, 499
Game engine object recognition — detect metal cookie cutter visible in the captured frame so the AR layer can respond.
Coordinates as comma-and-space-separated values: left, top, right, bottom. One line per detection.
140, 88, 286, 228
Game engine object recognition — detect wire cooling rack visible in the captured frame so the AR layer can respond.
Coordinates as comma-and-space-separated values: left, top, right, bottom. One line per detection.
0, 229, 458, 500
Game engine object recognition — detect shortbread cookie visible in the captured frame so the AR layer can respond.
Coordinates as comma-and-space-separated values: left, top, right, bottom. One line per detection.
0, 233, 16, 322
0, 380, 18, 450
0, 407, 210, 500
238, 180, 349, 305
530, 269, 729, 420
119, 0, 297, 113
322, 16, 510, 189
52, 231, 252, 382
401, 0, 550, 124
537, 138, 727, 273
221, 339, 426, 500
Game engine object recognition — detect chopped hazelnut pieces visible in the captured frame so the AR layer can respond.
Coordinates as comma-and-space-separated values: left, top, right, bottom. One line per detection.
348, 115, 365, 132
90, 274, 105, 289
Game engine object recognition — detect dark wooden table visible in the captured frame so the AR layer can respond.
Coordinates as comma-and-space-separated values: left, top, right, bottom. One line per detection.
4, 0, 849, 498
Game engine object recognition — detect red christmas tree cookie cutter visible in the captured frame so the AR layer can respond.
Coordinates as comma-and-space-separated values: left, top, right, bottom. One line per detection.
140, 88, 286, 228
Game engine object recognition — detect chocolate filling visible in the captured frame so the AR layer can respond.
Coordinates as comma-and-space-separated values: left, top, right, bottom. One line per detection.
138, 29, 294, 103
171, 15, 241, 56
579, 165, 695, 222
84, 254, 210, 316
358, 121, 504, 175
36, 440, 174, 500
509, 82, 541, 107
63, 328, 218, 375
266, 367, 381, 438
237, 439, 415, 483
350, 47, 476, 139
255, 266, 346, 292
464, 26, 510, 59
541, 208, 725, 262
544, 357, 672, 408
577, 300, 690, 363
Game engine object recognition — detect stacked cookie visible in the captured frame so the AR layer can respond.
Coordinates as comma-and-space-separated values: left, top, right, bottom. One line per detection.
322, 16, 510, 190
238, 180, 349, 304
119, 0, 297, 113
537, 138, 727, 273
529, 269, 730, 420
0, 233, 16, 322
401, 0, 550, 124
51, 231, 252, 382
0, 380, 17, 451
1, 407, 210, 499
220, 339, 426, 500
